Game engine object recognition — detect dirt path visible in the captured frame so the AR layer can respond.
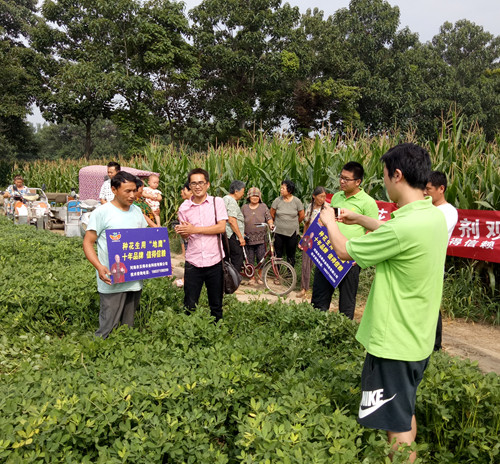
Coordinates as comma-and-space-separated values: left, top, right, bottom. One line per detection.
171, 255, 500, 375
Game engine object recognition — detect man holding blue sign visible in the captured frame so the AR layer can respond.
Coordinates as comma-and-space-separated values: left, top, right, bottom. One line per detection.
319, 144, 448, 462
83, 171, 147, 338
311, 162, 378, 319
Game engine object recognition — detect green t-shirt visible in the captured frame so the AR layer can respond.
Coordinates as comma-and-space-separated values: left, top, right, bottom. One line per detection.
346, 198, 448, 361
331, 188, 379, 239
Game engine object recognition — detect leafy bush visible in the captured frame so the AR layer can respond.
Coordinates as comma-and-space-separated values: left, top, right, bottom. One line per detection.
0, 216, 499, 463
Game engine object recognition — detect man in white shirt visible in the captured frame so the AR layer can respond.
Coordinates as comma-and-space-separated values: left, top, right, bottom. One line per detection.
425, 171, 458, 240
99, 161, 121, 204
425, 170, 458, 351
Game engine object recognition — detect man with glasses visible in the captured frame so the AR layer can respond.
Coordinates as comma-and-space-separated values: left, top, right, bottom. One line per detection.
175, 168, 228, 321
311, 161, 378, 319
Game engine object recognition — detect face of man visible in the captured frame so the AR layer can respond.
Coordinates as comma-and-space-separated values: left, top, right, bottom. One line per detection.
189, 173, 210, 202
424, 183, 444, 206
234, 187, 245, 201
108, 166, 119, 179
14, 178, 24, 189
339, 169, 361, 196
112, 180, 137, 209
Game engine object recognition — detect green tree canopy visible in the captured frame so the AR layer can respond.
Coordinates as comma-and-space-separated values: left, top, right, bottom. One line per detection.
0, 0, 39, 160
189, 0, 303, 143
34, 0, 197, 158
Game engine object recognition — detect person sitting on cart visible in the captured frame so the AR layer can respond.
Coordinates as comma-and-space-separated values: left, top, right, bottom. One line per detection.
3, 175, 31, 199
99, 161, 121, 204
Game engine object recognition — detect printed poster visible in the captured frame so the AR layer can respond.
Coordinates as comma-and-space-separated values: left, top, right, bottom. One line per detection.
300, 215, 354, 288
106, 227, 172, 284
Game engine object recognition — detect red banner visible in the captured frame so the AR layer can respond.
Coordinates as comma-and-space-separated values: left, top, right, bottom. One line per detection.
446, 209, 500, 263
375, 202, 500, 263
325, 194, 500, 263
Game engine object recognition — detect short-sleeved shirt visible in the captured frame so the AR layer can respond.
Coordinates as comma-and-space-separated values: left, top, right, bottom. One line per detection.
437, 202, 458, 240
178, 195, 228, 268
346, 198, 448, 361
271, 196, 304, 237
242, 203, 271, 245
223, 195, 245, 239
99, 179, 114, 202
331, 188, 379, 239
87, 202, 147, 294
6, 185, 30, 196
303, 203, 323, 227
143, 187, 162, 212
134, 198, 156, 224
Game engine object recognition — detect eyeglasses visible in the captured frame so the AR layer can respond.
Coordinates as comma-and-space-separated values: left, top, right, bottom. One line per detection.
189, 181, 207, 188
339, 176, 359, 183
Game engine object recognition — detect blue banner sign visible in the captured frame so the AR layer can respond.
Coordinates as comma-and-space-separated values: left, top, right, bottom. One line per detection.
299, 215, 354, 288
106, 227, 172, 284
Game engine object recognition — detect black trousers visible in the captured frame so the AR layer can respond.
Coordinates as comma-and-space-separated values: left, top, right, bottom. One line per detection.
274, 232, 298, 267
226, 234, 244, 273
311, 265, 360, 320
184, 260, 224, 321
434, 311, 443, 351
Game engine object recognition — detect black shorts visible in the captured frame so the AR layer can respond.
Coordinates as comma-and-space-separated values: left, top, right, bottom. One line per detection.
358, 353, 430, 432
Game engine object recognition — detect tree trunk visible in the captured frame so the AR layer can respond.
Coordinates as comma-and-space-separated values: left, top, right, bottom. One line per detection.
84, 120, 94, 159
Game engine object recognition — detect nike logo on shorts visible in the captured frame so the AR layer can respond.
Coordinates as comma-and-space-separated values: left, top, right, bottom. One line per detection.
358, 389, 397, 419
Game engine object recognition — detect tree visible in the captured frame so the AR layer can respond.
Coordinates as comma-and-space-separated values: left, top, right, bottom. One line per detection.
34, 118, 128, 160
0, 0, 39, 160
430, 20, 500, 138
286, 8, 362, 136
332, 0, 425, 133
34, 0, 197, 157
189, 0, 303, 143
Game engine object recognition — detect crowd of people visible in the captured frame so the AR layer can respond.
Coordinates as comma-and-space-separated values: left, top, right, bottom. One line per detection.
83, 144, 459, 463
4, 143, 458, 463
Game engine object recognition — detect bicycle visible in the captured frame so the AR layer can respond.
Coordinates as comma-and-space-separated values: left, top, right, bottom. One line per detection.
240, 223, 297, 296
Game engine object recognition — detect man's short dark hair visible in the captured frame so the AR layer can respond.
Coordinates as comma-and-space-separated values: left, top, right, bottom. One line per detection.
380, 143, 431, 190
182, 181, 191, 191
428, 171, 448, 191
281, 179, 295, 194
111, 171, 137, 189
229, 180, 245, 194
188, 168, 209, 183
342, 161, 364, 181
107, 161, 121, 171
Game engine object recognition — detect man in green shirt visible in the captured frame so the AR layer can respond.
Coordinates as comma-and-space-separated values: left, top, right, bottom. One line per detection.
311, 161, 378, 319
320, 144, 448, 462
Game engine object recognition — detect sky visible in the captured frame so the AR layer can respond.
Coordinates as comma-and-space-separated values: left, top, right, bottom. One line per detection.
28, 0, 500, 125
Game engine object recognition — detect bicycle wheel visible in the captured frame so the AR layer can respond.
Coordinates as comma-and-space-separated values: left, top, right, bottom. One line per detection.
263, 259, 297, 296
242, 263, 255, 279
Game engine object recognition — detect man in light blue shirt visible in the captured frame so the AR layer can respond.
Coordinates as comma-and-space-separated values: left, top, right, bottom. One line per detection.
83, 171, 147, 338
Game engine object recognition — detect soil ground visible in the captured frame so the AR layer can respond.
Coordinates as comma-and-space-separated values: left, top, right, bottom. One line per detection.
171, 254, 500, 375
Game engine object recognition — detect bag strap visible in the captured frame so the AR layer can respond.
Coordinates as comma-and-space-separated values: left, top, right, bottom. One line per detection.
214, 198, 229, 267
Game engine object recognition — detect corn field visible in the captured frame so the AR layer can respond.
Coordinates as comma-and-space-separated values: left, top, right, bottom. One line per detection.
8, 116, 499, 226
3, 115, 499, 322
